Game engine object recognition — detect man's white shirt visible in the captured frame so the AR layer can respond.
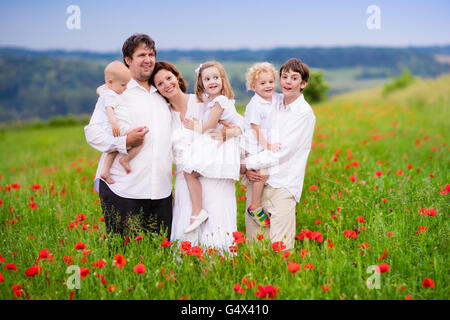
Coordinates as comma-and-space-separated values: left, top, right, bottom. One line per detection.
84, 78, 173, 199
267, 94, 316, 202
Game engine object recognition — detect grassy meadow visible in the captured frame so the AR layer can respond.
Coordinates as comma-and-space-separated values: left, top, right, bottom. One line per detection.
0, 74, 448, 300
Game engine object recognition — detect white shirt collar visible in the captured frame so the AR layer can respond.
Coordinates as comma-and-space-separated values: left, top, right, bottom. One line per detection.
280, 93, 305, 112
251, 93, 273, 105
127, 78, 158, 94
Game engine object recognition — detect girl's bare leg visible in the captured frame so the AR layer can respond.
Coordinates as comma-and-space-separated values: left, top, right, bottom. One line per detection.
100, 152, 118, 184
183, 171, 202, 224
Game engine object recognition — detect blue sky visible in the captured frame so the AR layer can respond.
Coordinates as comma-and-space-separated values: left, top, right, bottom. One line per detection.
0, 0, 449, 52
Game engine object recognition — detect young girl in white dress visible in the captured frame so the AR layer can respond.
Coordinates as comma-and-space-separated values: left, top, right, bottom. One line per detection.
182, 61, 244, 234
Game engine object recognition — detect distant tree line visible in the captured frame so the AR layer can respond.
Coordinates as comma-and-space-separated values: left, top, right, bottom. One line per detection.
0, 46, 449, 122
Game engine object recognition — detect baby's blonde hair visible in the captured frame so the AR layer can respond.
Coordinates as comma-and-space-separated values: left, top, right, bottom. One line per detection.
245, 62, 277, 91
195, 61, 234, 102
104, 60, 130, 83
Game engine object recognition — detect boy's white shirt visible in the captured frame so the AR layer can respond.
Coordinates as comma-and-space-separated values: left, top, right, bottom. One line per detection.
84, 78, 173, 200
266, 93, 316, 202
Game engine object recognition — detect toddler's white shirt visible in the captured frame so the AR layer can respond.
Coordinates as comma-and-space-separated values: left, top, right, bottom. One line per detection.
241, 93, 281, 154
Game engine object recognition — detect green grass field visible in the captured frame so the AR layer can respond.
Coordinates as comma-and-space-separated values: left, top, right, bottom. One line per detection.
0, 75, 448, 300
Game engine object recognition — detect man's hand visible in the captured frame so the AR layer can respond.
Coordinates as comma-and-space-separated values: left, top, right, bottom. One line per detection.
269, 142, 282, 152
246, 170, 263, 182
126, 126, 149, 148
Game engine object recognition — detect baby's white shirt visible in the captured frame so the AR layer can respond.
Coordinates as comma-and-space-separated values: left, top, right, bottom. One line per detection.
101, 89, 123, 110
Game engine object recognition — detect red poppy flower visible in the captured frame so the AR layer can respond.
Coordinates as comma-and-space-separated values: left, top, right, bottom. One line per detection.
4, 263, 17, 271
108, 285, 116, 292
304, 263, 315, 270
12, 284, 23, 298
321, 284, 330, 292
28, 201, 38, 210
37, 249, 52, 261
180, 241, 191, 253
79, 267, 90, 279
63, 256, 72, 265
419, 208, 437, 216
159, 237, 173, 248
343, 230, 357, 239
233, 282, 245, 294
376, 263, 390, 273
187, 246, 203, 258
416, 226, 428, 234
113, 254, 127, 268
0, 272, 3, 283
229, 246, 238, 253
254, 285, 279, 299
272, 241, 286, 252
311, 231, 323, 243
378, 248, 388, 261
25, 265, 42, 277
356, 216, 366, 223
74, 242, 87, 250
287, 260, 301, 275
92, 259, 107, 268
133, 264, 146, 274
422, 278, 435, 288
232, 231, 246, 244
374, 170, 383, 178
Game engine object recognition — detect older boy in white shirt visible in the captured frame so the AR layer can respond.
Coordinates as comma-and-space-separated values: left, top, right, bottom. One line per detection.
245, 58, 316, 250
84, 34, 173, 238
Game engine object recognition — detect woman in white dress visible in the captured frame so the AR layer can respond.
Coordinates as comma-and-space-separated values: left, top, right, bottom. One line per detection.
150, 61, 242, 252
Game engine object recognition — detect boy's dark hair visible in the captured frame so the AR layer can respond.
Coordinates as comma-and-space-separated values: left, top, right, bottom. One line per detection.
122, 34, 156, 67
280, 58, 310, 92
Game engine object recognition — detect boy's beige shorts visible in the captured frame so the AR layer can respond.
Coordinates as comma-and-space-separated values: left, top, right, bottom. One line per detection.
244, 184, 296, 250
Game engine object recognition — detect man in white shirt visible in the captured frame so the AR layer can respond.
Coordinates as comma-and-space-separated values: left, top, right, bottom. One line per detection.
84, 34, 173, 238
245, 58, 316, 250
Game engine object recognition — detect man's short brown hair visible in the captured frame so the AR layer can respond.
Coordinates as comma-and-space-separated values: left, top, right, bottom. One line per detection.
122, 34, 156, 67
280, 58, 310, 90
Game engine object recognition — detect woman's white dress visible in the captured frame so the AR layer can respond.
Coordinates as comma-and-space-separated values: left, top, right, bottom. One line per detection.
170, 94, 237, 252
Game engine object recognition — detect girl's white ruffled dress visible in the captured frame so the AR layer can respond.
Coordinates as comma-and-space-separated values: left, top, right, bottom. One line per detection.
170, 94, 237, 252
182, 95, 243, 181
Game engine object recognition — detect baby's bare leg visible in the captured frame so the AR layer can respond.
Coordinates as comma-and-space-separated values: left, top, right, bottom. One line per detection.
184, 171, 202, 222
250, 168, 269, 209
119, 144, 143, 174
100, 152, 118, 184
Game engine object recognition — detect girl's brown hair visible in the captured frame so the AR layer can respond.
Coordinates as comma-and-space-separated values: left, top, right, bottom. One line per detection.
195, 61, 234, 102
